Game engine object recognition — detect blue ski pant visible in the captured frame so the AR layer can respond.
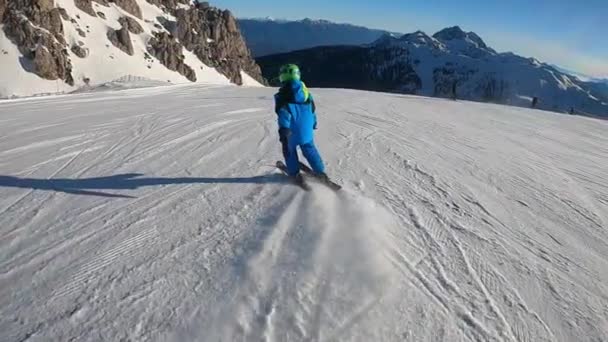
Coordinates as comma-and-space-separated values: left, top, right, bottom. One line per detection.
282, 140, 325, 176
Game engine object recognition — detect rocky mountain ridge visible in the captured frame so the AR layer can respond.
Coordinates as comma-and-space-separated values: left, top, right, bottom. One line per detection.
0, 0, 264, 98
257, 26, 607, 117
238, 17, 396, 57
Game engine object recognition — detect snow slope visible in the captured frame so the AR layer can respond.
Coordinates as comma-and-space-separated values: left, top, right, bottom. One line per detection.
1, 85, 607, 341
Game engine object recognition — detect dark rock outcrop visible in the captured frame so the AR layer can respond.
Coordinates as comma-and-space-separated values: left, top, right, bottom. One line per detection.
119, 16, 143, 34
17, 0, 65, 43
145, 0, 189, 11
74, 0, 97, 17
113, 0, 142, 19
147, 31, 196, 81
107, 26, 134, 55
105, 16, 142, 56
58, 7, 69, 20
75, 0, 138, 17
71, 44, 88, 58
2, 0, 73, 84
172, 6, 264, 84
33, 46, 59, 78
0, 0, 6, 22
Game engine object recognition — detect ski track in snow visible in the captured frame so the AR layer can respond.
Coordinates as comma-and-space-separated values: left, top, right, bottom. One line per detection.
1, 84, 607, 341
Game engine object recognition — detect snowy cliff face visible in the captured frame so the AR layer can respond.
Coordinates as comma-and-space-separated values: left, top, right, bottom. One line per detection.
0, 0, 264, 98
258, 26, 607, 117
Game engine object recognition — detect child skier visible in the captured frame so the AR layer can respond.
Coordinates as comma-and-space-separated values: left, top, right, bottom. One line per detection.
274, 64, 328, 185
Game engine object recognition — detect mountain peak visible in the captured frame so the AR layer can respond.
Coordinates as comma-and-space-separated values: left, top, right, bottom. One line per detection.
398, 30, 443, 48
433, 26, 466, 40
372, 32, 399, 45
301, 18, 333, 25
433, 26, 489, 49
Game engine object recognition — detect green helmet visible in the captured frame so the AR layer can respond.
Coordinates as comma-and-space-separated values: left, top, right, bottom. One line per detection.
279, 64, 301, 83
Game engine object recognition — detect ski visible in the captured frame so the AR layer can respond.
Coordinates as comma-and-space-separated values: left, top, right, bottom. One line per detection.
275, 161, 341, 191
276, 161, 311, 191
297, 162, 342, 191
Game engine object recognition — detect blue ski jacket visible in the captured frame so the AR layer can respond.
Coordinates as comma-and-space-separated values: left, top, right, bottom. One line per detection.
274, 80, 317, 145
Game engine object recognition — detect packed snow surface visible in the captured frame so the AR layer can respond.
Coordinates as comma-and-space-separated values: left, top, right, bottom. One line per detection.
1, 85, 607, 341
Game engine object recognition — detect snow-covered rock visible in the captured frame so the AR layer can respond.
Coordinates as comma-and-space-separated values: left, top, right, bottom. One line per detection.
0, 0, 264, 98
433, 26, 492, 50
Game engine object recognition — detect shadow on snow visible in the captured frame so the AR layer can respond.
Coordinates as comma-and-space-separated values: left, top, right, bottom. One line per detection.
0, 173, 288, 198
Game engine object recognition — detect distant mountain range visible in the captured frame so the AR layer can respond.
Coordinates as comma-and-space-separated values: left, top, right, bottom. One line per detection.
584, 81, 608, 104
237, 18, 397, 57
550, 65, 608, 84
254, 22, 608, 117
548, 67, 608, 104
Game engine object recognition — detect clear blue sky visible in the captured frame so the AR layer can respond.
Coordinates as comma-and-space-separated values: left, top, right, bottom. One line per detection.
212, 0, 608, 78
